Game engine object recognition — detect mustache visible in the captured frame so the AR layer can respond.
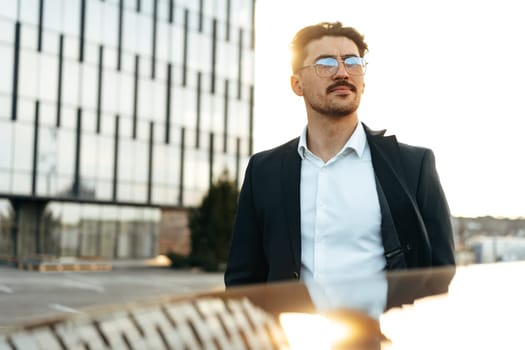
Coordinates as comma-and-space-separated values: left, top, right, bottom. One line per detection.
327, 81, 356, 93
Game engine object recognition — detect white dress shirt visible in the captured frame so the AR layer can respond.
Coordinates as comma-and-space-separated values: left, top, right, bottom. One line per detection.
298, 122, 386, 286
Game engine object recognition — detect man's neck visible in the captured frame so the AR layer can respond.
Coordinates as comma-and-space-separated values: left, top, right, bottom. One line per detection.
306, 113, 359, 163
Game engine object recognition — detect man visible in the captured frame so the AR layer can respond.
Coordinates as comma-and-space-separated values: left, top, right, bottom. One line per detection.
225, 22, 455, 287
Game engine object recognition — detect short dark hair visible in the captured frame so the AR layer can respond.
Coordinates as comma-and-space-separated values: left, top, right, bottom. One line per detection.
290, 22, 368, 73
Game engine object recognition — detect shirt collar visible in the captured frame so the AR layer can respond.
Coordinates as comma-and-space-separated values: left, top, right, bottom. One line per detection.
297, 122, 367, 160
298, 127, 309, 159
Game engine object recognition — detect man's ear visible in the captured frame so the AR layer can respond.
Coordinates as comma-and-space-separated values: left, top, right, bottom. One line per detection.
291, 74, 303, 96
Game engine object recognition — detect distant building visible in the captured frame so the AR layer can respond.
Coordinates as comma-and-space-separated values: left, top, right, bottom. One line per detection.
452, 216, 525, 264
0, 0, 256, 259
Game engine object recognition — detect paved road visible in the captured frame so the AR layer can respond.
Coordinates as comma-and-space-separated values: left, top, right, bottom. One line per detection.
0, 265, 224, 331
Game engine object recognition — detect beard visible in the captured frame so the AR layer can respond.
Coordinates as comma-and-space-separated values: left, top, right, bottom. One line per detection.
306, 93, 361, 118
304, 80, 361, 118
309, 99, 358, 117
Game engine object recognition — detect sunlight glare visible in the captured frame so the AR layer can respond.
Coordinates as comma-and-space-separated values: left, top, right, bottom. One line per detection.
279, 312, 349, 350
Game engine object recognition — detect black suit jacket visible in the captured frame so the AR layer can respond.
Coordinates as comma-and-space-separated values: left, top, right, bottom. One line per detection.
225, 124, 455, 287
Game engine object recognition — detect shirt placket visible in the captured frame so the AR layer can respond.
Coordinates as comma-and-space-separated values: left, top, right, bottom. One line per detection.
314, 163, 328, 279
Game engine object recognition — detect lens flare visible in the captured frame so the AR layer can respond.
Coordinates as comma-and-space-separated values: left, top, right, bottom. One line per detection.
279, 312, 349, 350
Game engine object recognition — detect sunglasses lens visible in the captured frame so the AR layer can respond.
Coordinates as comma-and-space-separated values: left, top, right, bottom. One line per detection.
314, 58, 338, 76
344, 57, 366, 74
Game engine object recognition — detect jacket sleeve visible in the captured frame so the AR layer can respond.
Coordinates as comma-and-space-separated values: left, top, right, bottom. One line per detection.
416, 149, 456, 266
224, 158, 268, 287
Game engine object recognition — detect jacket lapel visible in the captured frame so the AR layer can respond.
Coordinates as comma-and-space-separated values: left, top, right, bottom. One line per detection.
364, 124, 431, 266
281, 139, 302, 270
375, 175, 407, 269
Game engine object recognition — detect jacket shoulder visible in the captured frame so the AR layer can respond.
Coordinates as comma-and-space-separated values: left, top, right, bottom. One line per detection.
397, 142, 434, 166
364, 122, 432, 161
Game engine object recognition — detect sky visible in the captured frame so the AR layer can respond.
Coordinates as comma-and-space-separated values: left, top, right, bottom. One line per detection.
253, 0, 525, 218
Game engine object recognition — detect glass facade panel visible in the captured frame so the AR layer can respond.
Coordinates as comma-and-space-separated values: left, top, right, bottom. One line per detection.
0, 95, 9, 121
37, 126, 59, 196
152, 184, 167, 204
137, 119, 151, 142
81, 132, 98, 187
101, 2, 118, 49
13, 123, 33, 174
38, 54, 58, 103
157, 21, 170, 62
157, 1, 170, 22
42, 31, 60, 55
137, 14, 152, 57
82, 110, 96, 133
133, 183, 147, 203
40, 103, 56, 127
85, 0, 103, 44
0, 45, 13, 95
134, 140, 149, 183
95, 180, 112, 200
118, 72, 134, 117
97, 136, 114, 180
63, 33, 79, 61
137, 76, 152, 120
152, 143, 167, 183
81, 64, 98, 110
44, 0, 64, 33
0, 172, 10, 193
0, 17, 14, 45
11, 172, 31, 194
17, 99, 34, 123
170, 26, 183, 65
0, 121, 13, 171
101, 112, 115, 135
141, 0, 155, 16
151, 78, 165, 123
56, 129, 76, 179
103, 69, 119, 116
84, 42, 99, 66
62, 59, 80, 106
118, 139, 134, 182
19, 49, 39, 99
185, 147, 209, 200
119, 115, 132, 139
20, 22, 38, 50
166, 142, 181, 187
0, 1, 17, 19
117, 182, 132, 202
243, 49, 255, 86
122, 8, 138, 53
104, 46, 118, 71
121, 51, 135, 75
63, 0, 81, 38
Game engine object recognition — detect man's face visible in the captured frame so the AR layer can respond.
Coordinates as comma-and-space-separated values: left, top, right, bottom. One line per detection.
292, 36, 365, 118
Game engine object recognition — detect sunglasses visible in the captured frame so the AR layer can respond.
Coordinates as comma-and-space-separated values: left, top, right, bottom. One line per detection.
297, 56, 367, 77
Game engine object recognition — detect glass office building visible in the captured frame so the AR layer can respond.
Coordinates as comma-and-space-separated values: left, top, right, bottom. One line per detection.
0, 0, 255, 259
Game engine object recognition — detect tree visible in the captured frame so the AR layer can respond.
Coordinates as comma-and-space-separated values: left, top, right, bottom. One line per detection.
187, 170, 239, 271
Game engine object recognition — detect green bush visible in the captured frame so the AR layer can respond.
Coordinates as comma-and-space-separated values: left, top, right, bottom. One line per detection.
187, 170, 239, 272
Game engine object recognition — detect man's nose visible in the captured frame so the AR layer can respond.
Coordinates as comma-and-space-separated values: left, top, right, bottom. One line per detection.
333, 60, 349, 79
